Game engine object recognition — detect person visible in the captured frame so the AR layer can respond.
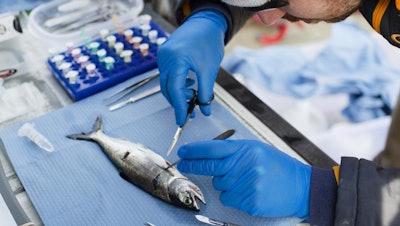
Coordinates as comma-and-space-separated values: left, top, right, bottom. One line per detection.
154, 0, 400, 225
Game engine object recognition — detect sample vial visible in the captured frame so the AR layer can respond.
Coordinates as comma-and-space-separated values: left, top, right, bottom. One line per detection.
65, 70, 79, 84
71, 48, 81, 60
139, 14, 152, 25
139, 43, 149, 57
100, 29, 109, 41
140, 24, 151, 36
104, 56, 115, 70
78, 55, 90, 68
52, 55, 65, 67
65, 41, 74, 55
86, 63, 97, 77
88, 42, 100, 55
97, 49, 107, 62
156, 37, 167, 46
18, 122, 54, 152
148, 30, 158, 43
59, 62, 72, 75
124, 29, 133, 42
130, 36, 142, 49
114, 42, 124, 55
107, 35, 117, 48
121, 50, 133, 63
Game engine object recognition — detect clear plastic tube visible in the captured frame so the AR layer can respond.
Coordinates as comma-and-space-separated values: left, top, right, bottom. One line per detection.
17, 122, 54, 152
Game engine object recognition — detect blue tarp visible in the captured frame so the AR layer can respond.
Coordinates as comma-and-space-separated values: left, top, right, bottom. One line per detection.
0, 70, 301, 225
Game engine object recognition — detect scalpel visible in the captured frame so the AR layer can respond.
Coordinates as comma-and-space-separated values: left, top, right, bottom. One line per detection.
195, 215, 242, 226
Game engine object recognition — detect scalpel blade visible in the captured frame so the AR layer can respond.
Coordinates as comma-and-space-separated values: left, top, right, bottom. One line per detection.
109, 86, 161, 111
195, 215, 242, 226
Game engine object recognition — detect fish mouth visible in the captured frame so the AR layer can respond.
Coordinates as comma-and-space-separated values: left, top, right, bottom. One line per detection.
171, 182, 207, 211
189, 187, 206, 210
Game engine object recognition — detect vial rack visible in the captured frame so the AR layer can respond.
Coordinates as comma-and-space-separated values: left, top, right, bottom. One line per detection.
46, 18, 167, 101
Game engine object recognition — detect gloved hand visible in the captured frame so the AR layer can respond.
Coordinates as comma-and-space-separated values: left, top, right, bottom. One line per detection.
157, 10, 227, 126
177, 140, 311, 219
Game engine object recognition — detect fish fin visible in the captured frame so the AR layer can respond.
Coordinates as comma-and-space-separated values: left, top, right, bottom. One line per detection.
66, 132, 92, 140
66, 115, 103, 140
119, 172, 130, 181
92, 115, 103, 132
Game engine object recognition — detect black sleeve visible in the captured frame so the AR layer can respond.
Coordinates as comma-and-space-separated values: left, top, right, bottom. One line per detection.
309, 167, 338, 226
359, 0, 400, 48
174, 0, 254, 43
335, 157, 400, 225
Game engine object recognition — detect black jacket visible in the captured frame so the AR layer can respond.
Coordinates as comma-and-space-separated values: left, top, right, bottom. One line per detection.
310, 157, 400, 226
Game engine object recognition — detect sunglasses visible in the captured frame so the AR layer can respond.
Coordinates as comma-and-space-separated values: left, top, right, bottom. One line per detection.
241, 0, 289, 12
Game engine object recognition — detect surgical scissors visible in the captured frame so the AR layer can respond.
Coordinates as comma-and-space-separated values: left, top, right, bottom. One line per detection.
166, 90, 214, 156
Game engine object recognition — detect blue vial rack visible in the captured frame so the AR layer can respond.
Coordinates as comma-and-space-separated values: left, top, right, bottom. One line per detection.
46, 20, 167, 101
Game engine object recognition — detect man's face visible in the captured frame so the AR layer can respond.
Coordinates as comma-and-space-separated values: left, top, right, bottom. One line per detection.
223, 0, 360, 25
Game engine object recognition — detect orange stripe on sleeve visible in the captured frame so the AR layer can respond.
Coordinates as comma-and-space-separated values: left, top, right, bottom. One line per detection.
372, 0, 391, 33
396, 0, 400, 10
332, 166, 340, 184
183, 0, 191, 18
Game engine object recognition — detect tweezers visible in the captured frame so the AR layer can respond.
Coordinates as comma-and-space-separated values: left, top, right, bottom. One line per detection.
108, 85, 161, 111
104, 71, 160, 106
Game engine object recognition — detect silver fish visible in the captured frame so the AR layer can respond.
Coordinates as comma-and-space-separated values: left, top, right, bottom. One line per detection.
66, 116, 206, 210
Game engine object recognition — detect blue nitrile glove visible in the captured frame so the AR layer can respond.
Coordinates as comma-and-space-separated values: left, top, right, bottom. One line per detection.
157, 10, 227, 126
177, 140, 311, 219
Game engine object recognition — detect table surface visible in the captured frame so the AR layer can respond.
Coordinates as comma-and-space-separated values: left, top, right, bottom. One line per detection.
0, 5, 336, 226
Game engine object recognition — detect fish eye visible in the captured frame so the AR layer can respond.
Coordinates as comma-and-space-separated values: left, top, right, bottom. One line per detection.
184, 196, 192, 205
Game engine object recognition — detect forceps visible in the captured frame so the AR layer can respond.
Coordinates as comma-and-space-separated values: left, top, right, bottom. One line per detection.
166, 91, 214, 156
104, 71, 159, 106
108, 85, 161, 111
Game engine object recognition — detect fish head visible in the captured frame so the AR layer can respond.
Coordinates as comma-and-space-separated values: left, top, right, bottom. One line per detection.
168, 178, 206, 211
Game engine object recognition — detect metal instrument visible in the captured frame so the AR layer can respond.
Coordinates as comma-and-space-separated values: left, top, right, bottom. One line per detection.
166, 91, 199, 156
165, 129, 235, 170
104, 72, 159, 106
195, 214, 242, 226
108, 85, 161, 111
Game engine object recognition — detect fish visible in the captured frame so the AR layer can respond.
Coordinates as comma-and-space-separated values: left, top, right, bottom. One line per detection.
66, 116, 206, 210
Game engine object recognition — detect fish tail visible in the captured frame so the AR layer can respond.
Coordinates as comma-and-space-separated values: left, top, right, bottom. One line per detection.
66, 116, 103, 140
